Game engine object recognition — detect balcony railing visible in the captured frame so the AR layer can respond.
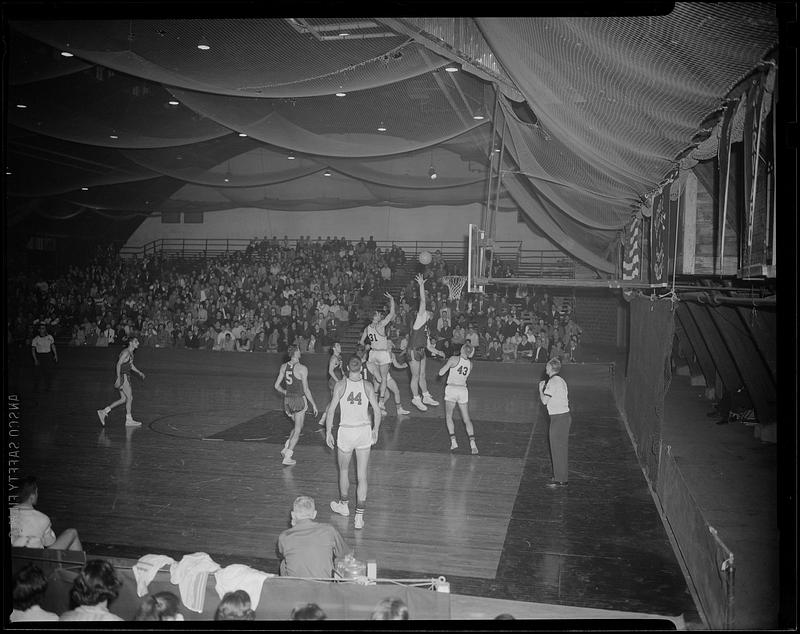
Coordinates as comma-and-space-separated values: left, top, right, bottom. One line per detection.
119, 237, 581, 279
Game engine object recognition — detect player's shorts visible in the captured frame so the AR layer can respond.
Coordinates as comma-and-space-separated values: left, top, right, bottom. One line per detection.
368, 349, 391, 366
337, 424, 373, 453
284, 394, 308, 416
444, 384, 469, 404
410, 347, 426, 362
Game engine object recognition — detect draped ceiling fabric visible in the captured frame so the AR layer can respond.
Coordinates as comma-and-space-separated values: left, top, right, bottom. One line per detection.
5, 8, 778, 273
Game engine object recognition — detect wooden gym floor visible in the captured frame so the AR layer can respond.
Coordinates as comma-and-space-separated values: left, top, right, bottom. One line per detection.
6, 347, 699, 622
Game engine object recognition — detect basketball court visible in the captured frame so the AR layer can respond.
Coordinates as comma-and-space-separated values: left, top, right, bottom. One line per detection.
7, 342, 699, 623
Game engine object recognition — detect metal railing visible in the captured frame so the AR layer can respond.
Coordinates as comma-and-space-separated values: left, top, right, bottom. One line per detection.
118, 237, 581, 278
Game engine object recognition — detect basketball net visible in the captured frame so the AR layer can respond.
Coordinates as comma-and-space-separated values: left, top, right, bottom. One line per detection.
442, 275, 467, 300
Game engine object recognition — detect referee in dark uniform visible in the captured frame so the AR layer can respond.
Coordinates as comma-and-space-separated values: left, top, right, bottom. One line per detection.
31, 324, 58, 391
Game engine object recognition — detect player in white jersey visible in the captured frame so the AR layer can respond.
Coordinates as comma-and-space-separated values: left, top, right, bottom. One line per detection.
438, 343, 478, 454
326, 355, 382, 530
359, 292, 395, 411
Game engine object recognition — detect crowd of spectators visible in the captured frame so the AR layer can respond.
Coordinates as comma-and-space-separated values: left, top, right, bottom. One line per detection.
380, 260, 584, 364
7, 237, 408, 357
8, 235, 585, 365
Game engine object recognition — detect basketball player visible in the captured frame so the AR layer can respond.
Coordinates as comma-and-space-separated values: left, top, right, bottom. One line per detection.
326, 356, 382, 530
356, 344, 410, 416
408, 273, 446, 411
274, 345, 318, 466
359, 292, 395, 410
318, 342, 344, 425
438, 343, 479, 454
97, 337, 145, 427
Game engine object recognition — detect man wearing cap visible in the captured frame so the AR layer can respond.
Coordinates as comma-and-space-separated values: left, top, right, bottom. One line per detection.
325, 355, 382, 530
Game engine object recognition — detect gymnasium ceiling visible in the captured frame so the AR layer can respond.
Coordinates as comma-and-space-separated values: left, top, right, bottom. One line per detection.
3, 6, 780, 272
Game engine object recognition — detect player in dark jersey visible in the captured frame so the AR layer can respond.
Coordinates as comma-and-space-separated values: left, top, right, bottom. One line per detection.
407, 273, 446, 411
318, 342, 345, 426
274, 345, 318, 466
97, 337, 145, 427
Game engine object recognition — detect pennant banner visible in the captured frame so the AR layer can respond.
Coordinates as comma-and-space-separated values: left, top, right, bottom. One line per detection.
622, 214, 642, 280
716, 98, 737, 268
742, 71, 767, 264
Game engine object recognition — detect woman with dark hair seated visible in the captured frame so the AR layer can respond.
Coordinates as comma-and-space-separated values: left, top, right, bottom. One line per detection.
10, 564, 59, 622
290, 602, 327, 620
134, 591, 184, 621
214, 590, 255, 621
370, 597, 409, 620
59, 559, 124, 621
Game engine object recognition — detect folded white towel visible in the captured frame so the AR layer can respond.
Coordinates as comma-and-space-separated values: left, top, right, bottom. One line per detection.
214, 564, 274, 610
169, 553, 221, 613
133, 554, 176, 597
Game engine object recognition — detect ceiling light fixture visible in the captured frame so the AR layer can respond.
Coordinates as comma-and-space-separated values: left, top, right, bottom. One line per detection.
429, 165, 438, 180
60, 51, 74, 57
16, 104, 27, 109
167, 100, 179, 106
444, 63, 459, 72
197, 37, 210, 51
5, 170, 12, 175
287, 155, 296, 160
472, 111, 486, 121
339, 32, 349, 37
335, 91, 346, 97
377, 122, 387, 132
81, 187, 89, 191
109, 134, 118, 139
323, 169, 332, 177
238, 132, 248, 137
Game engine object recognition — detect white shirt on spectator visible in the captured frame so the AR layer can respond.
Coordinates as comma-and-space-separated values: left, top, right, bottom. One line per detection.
10, 606, 60, 622
9, 505, 57, 548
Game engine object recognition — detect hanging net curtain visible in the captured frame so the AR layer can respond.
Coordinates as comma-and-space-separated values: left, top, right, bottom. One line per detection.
5, 8, 779, 271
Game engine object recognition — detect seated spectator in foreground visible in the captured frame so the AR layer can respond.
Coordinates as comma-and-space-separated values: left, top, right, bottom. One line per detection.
290, 603, 327, 620
133, 591, 184, 621
277, 495, 350, 579
371, 597, 409, 620
214, 590, 255, 621
10, 564, 60, 622
9, 476, 82, 551
59, 559, 124, 621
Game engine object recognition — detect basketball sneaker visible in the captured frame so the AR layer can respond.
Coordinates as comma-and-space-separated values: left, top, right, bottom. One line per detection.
396, 404, 411, 415
354, 513, 364, 530
411, 396, 428, 411
470, 441, 479, 455
450, 438, 459, 451
330, 500, 350, 516
422, 393, 439, 406
281, 449, 296, 466
97, 409, 107, 427
125, 418, 142, 427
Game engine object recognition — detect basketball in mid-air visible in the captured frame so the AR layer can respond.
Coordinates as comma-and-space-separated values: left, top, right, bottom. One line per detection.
418, 250, 432, 265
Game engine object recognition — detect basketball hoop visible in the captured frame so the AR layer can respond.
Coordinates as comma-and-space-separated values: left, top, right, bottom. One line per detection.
442, 275, 467, 300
